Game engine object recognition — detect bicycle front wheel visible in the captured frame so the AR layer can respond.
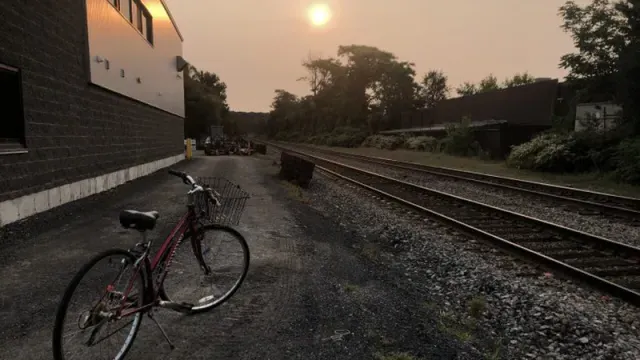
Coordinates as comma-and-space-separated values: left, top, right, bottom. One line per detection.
52, 249, 145, 360
160, 224, 250, 313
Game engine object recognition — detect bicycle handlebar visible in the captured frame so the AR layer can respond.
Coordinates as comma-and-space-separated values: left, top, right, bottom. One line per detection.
168, 169, 196, 186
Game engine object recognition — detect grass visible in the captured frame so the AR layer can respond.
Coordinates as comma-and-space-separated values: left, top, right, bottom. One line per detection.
467, 295, 487, 320
361, 242, 383, 262
281, 180, 311, 204
373, 352, 418, 360
308, 145, 640, 198
343, 282, 359, 293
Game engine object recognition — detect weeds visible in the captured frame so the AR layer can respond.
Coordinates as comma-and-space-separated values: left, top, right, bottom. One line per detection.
373, 352, 417, 360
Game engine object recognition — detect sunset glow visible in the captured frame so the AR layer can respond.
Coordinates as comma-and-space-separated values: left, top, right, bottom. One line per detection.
308, 3, 331, 27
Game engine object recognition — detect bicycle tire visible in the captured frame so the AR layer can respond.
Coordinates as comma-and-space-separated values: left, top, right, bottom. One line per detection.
160, 224, 250, 314
52, 249, 145, 360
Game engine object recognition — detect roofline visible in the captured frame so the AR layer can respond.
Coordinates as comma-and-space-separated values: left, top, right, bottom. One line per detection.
159, 0, 184, 42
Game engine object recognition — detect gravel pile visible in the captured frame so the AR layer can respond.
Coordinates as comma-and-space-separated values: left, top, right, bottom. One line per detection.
312, 153, 640, 246
304, 170, 640, 360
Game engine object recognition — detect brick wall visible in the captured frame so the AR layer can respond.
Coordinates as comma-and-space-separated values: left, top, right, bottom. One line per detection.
0, 1, 184, 202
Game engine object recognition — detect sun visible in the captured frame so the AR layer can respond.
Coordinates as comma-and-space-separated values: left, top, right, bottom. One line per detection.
308, 3, 331, 27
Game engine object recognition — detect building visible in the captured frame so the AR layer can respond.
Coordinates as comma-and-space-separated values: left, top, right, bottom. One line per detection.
0, 0, 186, 226
575, 102, 622, 132
380, 79, 560, 158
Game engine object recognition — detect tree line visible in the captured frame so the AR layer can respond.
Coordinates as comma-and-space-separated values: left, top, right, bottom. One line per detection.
184, 0, 639, 180
260, 0, 638, 142
264, 46, 538, 140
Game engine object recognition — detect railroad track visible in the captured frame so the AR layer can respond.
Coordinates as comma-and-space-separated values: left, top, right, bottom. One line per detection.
264, 142, 640, 306
278, 142, 640, 221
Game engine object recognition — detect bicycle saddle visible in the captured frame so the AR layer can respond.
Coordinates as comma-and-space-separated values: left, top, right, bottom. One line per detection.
119, 210, 160, 231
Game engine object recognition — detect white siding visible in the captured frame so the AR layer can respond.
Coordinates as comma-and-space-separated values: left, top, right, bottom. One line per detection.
85, 0, 185, 117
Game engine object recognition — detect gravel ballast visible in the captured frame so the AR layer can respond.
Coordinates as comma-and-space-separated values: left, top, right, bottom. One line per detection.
279, 152, 640, 359
304, 152, 640, 246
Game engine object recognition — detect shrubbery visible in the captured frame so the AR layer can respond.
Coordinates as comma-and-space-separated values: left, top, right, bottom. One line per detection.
403, 136, 439, 151
277, 127, 368, 148
274, 117, 640, 186
438, 120, 482, 156
362, 135, 405, 150
612, 137, 640, 184
506, 129, 640, 184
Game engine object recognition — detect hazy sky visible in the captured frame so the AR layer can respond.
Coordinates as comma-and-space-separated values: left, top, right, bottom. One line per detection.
164, 0, 588, 112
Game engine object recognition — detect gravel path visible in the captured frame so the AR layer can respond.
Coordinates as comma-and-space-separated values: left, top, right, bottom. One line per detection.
302, 167, 640, 360
307, 151, 640, 246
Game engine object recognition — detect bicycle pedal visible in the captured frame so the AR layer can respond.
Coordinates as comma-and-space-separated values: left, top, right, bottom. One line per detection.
158, 300, 194, 313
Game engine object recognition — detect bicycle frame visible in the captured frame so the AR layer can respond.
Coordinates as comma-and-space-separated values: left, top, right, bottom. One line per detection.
113, 205, 209, 318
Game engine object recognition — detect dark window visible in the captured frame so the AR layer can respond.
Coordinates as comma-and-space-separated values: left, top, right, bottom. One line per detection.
0, 63, 26, 152
120, 0, 153, 45
140, 9, 153, 44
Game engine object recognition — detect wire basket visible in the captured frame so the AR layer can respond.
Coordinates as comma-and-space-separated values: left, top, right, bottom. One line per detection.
194, 177, 250, 226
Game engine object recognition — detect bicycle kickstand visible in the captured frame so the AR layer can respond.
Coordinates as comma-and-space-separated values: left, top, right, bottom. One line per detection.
148, 311, 176, 350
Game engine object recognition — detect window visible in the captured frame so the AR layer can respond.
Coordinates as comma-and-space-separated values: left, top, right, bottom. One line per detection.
120, 0, 131, 21
131, 1, 139, 29
0, 63, 26, 152
107, 0, 153, 45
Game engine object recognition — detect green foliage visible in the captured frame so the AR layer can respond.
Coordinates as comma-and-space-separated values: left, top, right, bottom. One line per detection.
615, 0, 640, 135
455, 82, 478, 96
403, 136, 439, 151
503, 72, 536, 88
184, 65, 231, 139
324, 127, 369, 147
559, 0, 627, 83
613, 137, 640, 184
439, 119, 482, 156
362, 135, 405, 150
228, 111, 268, 134
267, 44, 429, 138
477, 74, 501, 93
507, 130, 622, 173
420, 70, 448, 109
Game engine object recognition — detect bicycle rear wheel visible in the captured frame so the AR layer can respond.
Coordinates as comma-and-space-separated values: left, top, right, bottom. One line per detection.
52, 249, 145, 360
160, 224, 250, 314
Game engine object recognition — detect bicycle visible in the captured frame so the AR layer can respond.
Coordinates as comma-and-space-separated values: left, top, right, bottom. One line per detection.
52, 170, 251, 360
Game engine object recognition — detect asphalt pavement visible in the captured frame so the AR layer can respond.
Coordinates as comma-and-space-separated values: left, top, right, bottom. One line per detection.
0, 154, 472, 360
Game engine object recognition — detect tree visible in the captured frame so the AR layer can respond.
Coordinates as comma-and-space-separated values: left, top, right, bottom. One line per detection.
478, 74, 501, 93
420, 70, 449, 109
503, 72, 536, 87
183, 65, 230, 139
267, 44, 424, 139
456, 82, 478, 96
615, 0, 640, 133
558, 0, 628, 93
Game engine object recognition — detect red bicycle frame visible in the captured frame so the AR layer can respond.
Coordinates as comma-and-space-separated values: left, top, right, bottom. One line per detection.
114, 204, 209, 318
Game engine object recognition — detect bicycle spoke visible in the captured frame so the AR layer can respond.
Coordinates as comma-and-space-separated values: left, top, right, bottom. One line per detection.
91, 319, 136, 346
53, 250, 143, 360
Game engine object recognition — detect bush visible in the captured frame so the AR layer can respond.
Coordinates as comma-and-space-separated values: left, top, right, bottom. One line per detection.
362, 135, 404, 150
507, 133, 569, 170
507, 130, 624, 173
440, 120, 480, 156
303, 127, 368, 148
327, 127, 368, 147
403, 136, 438, 151
613, 137, 640, 184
